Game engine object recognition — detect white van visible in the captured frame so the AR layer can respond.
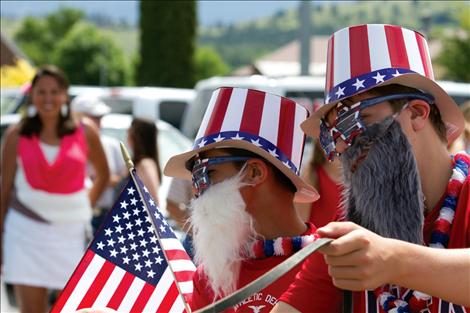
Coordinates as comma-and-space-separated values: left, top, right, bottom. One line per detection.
102, 87, 195, 130
181, 75, 470, 139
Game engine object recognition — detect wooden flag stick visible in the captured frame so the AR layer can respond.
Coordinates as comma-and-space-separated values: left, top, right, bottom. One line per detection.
120, 142, 135, 171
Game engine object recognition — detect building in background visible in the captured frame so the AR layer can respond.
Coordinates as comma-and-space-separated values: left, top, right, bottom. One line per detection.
0, 32, 31, 66
233, 35, 445, 79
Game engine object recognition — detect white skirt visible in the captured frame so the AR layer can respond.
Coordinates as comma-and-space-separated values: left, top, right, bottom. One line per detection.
2, 209, 90, 290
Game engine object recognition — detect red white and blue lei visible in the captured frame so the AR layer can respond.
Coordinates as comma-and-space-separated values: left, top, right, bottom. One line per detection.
245, 233, 320, 259
376, 153, 470, 313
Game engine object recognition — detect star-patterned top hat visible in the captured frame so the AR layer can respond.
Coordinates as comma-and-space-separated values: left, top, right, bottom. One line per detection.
301, 24, 464, 144
164, 87, 319, 203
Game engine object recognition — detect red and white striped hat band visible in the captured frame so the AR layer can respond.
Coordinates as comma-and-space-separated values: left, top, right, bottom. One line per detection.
324, 24, 434, 104
194, 87, 308, 176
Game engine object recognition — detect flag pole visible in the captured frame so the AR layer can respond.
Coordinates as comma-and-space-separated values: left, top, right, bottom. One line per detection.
120, 142, 135, 170
120, 142, 192, 313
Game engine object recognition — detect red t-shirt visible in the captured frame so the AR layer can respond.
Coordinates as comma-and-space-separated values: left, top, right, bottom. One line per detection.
279, 177, 470, 313
190, 223, 317, 312
309, 166, 342, 227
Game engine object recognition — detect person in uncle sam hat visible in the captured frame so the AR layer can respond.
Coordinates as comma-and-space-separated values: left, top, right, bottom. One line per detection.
164, 87, 321, 312
271, 24, 470, 313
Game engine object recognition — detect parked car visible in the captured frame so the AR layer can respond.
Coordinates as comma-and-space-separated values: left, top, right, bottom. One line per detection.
5, 85, 111, 114
7, 85, 195, 131
102, 87, 195, 130
99, 113, 192, 174
0, 113, 193, 215
1, 87, 23, 114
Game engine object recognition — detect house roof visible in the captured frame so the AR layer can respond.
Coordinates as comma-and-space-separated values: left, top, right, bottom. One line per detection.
233, 35, 443, 78
1, 32, 31, 66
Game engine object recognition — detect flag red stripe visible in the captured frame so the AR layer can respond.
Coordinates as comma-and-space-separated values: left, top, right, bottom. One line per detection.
174, 270, 195, 282
277, 98, 295, 159
157, 282, 180, 313
415, 32, 432, 78
166, 249, 192, 261
129, 282, 155, 312
76, 260, 115, 309
349, 25, 371, 78
50, 250, 96, 313
204, 87, 233, 136
384, 25, 410, 69
326, 36, 335, 93
239, 89, 265, 135
106, 272, 135, 310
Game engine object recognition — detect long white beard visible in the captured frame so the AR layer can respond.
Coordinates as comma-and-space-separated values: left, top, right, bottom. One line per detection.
189, 173, 257, 299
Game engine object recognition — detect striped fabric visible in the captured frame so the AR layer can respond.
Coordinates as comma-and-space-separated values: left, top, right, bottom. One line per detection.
324, 24, 434, 104
194, 87, 308, 175
51, 171, 195, 313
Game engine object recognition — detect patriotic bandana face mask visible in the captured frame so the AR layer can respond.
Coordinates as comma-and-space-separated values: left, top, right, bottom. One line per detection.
319, 92, 435, 161
187, 154, 251, 198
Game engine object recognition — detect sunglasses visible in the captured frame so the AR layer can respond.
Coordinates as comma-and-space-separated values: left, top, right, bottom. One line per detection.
319, 92, 435, 161
187, 155, 251, 198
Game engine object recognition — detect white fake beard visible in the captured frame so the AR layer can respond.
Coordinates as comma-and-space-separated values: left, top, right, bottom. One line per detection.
189, 173, 257, 299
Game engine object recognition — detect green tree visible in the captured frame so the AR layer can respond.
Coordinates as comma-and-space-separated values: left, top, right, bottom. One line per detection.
53, 22, 130, 86
137, 0, 196, 87
436, 8, 470, 82
14, 7, 84, 65
46, 6, 85, 39
194, 46, 229, 82
14, 17, 52, 65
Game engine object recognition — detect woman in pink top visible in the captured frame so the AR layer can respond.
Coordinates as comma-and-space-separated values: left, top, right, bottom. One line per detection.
1, 65, 109, 312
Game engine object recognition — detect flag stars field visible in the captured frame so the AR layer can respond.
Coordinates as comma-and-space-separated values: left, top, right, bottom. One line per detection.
51, 174, 196, 312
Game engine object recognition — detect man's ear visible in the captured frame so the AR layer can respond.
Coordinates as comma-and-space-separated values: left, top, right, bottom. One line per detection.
243, 159, 268, 186
407, 99, 431, 132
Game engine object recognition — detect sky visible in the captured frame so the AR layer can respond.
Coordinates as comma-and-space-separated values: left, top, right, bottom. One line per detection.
0, 0, 301, 26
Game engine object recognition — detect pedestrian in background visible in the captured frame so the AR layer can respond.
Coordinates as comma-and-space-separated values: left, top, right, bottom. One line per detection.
463, 101, 470, 153
71, 95, 127, 233
449, 101, 470, 154
127, 118, 161, 203
296, 140, 342, 227
1, 65, 109, 312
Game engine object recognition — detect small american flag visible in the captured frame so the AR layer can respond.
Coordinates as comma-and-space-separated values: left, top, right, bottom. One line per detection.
51, 171, 196, 312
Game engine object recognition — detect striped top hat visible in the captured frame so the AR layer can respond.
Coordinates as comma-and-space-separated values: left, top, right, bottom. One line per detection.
164, 87, 319, 203
301, 24, 464, 144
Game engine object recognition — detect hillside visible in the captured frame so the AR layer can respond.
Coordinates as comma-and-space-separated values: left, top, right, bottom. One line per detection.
2, 1, 466, 72
198, 1, 467, 70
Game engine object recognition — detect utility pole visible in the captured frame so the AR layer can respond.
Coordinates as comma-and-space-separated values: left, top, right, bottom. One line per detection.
299, 1, 311, 76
